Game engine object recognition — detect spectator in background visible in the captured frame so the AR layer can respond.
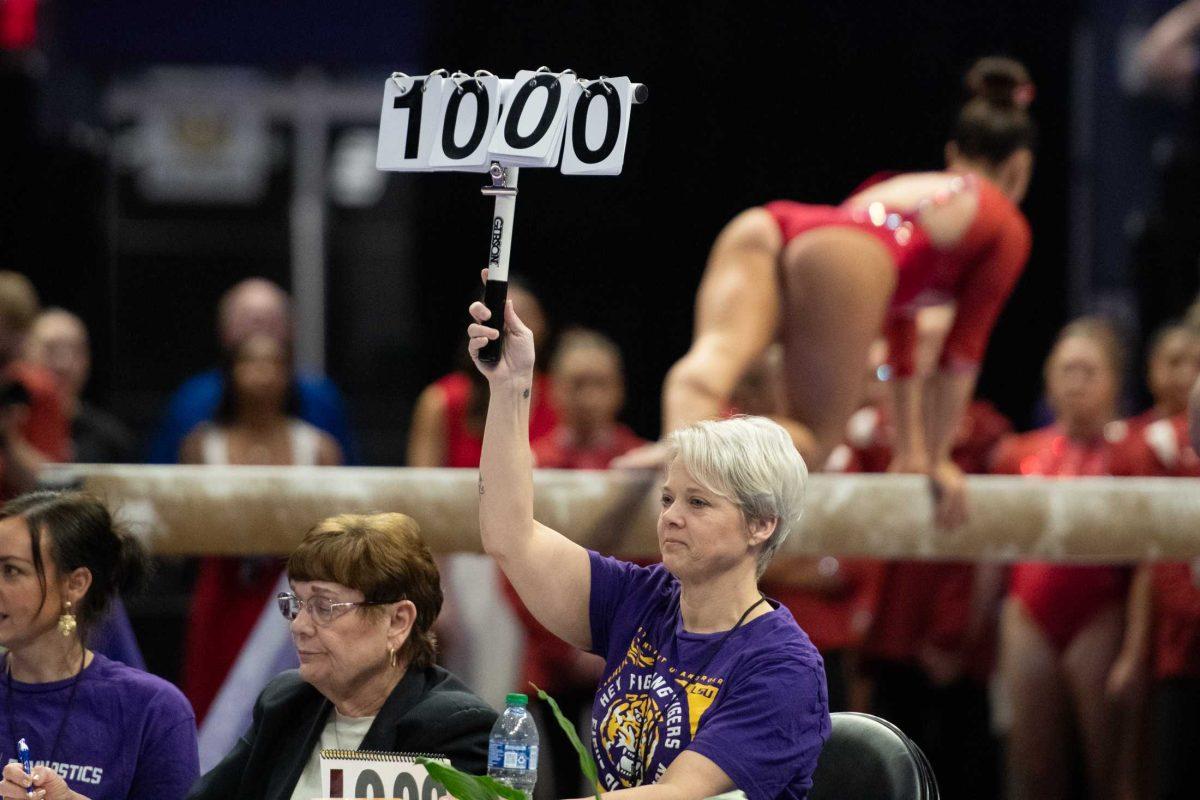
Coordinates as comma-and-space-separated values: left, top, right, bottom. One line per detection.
1105, 323, 1200, 800
1129, 321, 1200, 432
180, 333, 342, 722
0, 271, 69, 496
532, 328, 644, 469
408, 279, 556, 469
148, 278, 355, 464
27, 307, 136, 463
993, 318, 1145, 800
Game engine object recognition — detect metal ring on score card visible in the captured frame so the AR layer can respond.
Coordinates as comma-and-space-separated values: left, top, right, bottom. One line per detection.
597, 76, 615, 95
423, 68, 449, 92
450, 71, 471, 94
469, 70, 493, 91
390, 72, 412, 91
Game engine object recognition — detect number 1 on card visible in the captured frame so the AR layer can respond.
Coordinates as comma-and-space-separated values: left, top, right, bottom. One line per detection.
377, 74, 448, 171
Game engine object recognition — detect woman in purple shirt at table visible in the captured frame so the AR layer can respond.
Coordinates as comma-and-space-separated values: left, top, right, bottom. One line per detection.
467, 288, 830, 800
0, 492, 199, 800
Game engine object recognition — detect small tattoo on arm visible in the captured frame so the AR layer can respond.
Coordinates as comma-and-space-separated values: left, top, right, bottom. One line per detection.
522, 387, 530, 399
478, 477, 485, 495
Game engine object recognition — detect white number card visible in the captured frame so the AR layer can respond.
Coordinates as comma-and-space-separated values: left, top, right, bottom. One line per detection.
487, 69, 572, 167
376, 73, 448, 171
560, 77, 633, 176
319, 750, 448, 800
427, 74, 502, 171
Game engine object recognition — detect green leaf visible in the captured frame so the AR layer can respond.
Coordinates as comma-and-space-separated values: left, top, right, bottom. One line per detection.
416, 758, 526, 800
530, 683, 602, 800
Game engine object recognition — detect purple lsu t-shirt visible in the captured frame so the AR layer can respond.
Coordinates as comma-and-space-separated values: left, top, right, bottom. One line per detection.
588, 552, 830, 800
0, 653, 199, 800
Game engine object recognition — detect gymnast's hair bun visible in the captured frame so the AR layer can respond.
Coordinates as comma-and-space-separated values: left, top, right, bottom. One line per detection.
965, 57, 1035, 109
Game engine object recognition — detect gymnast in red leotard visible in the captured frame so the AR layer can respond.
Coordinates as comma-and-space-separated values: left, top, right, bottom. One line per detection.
992, 317, 1143, 800
615, 57, 1035, 528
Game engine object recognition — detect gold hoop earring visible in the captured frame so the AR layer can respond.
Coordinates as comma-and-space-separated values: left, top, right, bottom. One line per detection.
388, 647, 398, 668
58, 601, 76, 638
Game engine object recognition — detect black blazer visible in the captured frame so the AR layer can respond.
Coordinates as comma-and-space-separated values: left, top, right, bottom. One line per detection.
187, 665, 497, 800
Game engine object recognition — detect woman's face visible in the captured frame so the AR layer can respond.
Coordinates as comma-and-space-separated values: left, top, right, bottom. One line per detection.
1046, 335, 1118, 430
657, 459, 767, 582
231, 335, 290, 411
552, 347, 624, 433
1148, 329, 1200, 415
289, 579, 407, 698
0, 517, 67, 651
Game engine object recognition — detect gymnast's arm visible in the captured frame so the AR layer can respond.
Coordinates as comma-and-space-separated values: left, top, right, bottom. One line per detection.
468, 291, 593, 652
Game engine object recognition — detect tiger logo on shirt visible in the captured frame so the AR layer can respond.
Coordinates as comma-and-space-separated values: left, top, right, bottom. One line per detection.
599, 693, 664, 785
593, 627, 723, 789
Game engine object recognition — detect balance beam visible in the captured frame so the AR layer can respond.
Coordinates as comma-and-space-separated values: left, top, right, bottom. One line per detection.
37, 465, 1200, 562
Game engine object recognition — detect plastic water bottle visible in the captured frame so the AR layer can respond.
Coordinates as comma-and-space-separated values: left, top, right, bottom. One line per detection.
487, 692, 539, 796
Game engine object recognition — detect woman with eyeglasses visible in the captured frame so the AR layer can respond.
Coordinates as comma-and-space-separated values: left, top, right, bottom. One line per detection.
187, 513, 496, 800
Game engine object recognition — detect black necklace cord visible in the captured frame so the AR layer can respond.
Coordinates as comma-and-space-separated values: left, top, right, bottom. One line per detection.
632, 594, 769, 783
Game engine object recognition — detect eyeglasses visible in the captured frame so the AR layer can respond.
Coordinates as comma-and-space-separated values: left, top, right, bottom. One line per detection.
276, 592, 392, 626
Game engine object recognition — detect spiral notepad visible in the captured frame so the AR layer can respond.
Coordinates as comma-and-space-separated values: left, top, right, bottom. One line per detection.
319, 749, 449, 799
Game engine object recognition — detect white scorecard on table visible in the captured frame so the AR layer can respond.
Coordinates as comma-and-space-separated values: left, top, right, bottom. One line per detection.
376, 68, 642, 176
318, 749, 447, 800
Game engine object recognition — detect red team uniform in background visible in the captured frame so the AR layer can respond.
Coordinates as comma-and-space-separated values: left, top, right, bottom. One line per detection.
434, 371, 557, 468
992, 424, 1145, 653
1123, 412, 1200, 796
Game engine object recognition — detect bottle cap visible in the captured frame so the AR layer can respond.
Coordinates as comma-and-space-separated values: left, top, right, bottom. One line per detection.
506, 692, 529, 706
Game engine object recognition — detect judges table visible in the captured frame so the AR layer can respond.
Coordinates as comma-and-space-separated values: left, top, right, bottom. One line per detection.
39, 464, 1200, 562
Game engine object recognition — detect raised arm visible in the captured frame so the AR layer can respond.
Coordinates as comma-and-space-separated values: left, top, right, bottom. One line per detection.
468, 283, 592, 651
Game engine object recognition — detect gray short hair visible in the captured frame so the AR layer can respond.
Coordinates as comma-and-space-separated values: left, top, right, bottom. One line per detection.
664, 415, 808, 577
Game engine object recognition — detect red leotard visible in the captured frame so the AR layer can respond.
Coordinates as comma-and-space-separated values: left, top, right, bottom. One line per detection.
765, 173, 1031, 380
993, 426, 1133, 652
1152, 561, 1200, 680
1119, 412, 1200, 679
436, 371, 557, 467
763, 200, 931, 293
